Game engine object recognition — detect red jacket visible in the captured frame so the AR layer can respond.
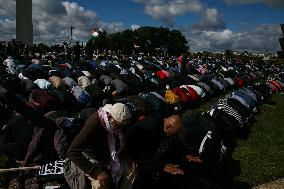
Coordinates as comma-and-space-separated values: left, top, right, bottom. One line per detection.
181, 85, 200, 101
270, 80, 282, 91
234, 77, 244, 88
172, 87, 190, 104
178, 56, 183, 65
156, 70, 168, 79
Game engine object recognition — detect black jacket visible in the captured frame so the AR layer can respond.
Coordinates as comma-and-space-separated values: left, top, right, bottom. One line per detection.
125, 116, 182, 175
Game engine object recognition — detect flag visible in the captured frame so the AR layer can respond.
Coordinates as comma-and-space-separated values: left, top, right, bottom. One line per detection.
92, 28, 99, 38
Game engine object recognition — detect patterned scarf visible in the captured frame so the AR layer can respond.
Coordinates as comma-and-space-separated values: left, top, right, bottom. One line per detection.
97, 107, 125, 185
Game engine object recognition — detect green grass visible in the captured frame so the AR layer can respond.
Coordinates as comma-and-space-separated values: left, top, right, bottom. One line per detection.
233, 93, 284, 186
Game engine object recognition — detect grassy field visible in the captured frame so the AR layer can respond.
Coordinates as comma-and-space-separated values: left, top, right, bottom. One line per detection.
233, 93, 284, 187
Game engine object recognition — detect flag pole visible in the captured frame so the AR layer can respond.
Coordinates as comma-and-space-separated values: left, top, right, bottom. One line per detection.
0, 166, 41, 173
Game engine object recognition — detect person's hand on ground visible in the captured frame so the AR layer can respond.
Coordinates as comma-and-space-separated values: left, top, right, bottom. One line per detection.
96, 171, 109, 187
163, 164, 184, 175
186, 154, 203, 163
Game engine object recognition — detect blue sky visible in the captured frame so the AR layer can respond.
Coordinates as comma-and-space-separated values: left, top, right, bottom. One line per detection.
74, 0, 284, 30
75, 0, 152, 25
0, 0, 283, 52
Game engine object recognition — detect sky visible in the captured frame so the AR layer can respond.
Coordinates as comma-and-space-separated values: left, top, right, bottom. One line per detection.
0, 0, 283, 52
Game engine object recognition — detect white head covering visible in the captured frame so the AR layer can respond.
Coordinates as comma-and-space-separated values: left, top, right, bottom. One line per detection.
103, 103, 131, 123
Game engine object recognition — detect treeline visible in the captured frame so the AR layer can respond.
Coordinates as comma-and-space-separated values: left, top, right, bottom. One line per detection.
86, 26, 188, 56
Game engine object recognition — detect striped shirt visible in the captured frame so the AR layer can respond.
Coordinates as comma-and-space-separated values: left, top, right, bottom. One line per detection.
216, 98, 244, 127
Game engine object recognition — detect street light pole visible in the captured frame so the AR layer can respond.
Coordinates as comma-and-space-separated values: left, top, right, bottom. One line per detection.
70, 26, 74, 43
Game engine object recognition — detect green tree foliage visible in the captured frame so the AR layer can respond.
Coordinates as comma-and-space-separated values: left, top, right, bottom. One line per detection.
33, 43, 51, 54
224, 49, 234, 58
86, 26, 188, 56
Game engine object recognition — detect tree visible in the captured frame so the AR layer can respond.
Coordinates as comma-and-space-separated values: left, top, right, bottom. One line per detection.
86, 26, 188, 56
224, 49, 234, 58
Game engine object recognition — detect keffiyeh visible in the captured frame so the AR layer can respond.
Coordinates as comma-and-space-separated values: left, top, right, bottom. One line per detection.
97, 107, 125, 184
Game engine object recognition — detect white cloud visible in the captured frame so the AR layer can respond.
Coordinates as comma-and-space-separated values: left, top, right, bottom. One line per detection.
131, 24, 141, 30
144, 0, 203, 24
97, 21, 124, 33
0, 0, 16, 40
0, 0, 124, 44
0, 19, 16, 40
0, 0, 16, 17
192, 8, 226, 30
181, 24, 282, 52
33, 0, 66, 17
133, 0, 225, 30
203, 29, 234, 46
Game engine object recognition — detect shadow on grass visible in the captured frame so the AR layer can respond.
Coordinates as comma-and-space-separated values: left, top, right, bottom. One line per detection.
265, 100, 277, 105
170, 155, 252, 189
238, 125, 252, 140
261, 99, 277, 107
218, 157, 251, 189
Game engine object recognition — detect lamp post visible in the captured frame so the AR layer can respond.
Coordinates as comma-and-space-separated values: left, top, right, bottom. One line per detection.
70, 26, 74, 43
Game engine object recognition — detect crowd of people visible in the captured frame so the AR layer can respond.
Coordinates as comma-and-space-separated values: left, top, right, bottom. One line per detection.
0, 40, 284, 189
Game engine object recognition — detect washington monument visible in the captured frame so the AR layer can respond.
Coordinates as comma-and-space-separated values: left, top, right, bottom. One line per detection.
16, 0, 33, 45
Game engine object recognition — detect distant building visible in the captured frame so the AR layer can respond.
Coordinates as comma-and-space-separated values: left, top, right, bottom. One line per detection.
16, 0, 33, 45
278, 24, 284, 58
